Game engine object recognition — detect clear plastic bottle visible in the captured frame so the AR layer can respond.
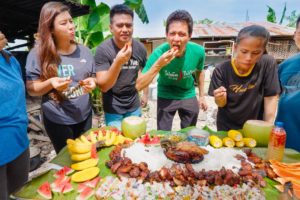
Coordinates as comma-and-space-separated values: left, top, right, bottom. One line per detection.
266, 121, 287, 161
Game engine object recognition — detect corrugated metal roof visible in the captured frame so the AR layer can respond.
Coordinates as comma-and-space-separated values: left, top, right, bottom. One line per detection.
193, 21, 295, 38
137, 21, 295, 39
0, 0, 90, 41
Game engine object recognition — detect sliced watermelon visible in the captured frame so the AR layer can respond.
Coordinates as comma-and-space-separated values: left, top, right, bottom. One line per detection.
85, 177, 100, 188
37, 182, 52, 199
138, 133, 160, 145
51, 176, 70, 193
92, 130, 99, 136
149, 136, 160, 144
110, 127, 119, 132
91, 144, 98, 159
111, 127, 121, 135
62, 182, 74, 194
63, 166, 74, 175
76, 187, 94, 200
51, 176, 66, 192
77, 183, 90, 193
100, 129, 106, 136
53, 166, 74, 178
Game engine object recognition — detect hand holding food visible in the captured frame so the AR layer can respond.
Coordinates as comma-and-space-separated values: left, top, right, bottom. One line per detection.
79, 77, 96, 93
115, 41, 132, 65
213, 86, 227, 107
50, 77, 72, 91
154, 47, 178, 68
198, 96, 208, 111
214, 86, 227, 98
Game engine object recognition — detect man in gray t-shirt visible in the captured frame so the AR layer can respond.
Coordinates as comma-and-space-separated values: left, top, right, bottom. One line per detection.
95, 4, 148, 129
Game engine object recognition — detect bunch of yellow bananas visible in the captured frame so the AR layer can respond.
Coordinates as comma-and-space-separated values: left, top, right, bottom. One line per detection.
66, 128, 133, 182
67, 129, 132, 161
97, 129, 132, 146
67, 137, 99, 182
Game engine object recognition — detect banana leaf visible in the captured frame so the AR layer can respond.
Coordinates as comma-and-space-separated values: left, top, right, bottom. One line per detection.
202, 125, 228, 139
15, 127, 300, 200
264, 178, 280, 200
15, 145, 114, 200
14, 170, 87, 200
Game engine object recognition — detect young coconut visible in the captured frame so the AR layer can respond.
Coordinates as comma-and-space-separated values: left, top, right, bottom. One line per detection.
121, 116, 146, 139
243, 120, 273, 147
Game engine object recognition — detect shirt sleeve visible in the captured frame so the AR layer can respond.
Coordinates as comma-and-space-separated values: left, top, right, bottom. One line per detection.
25, 49, 41, 81
262, 56, 281, 96
94, 45, 111, 72
208, 65, 225, 96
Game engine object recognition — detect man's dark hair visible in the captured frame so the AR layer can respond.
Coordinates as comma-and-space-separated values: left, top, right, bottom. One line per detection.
236, 25, 270, 48
296, 16, 300, 29
166, 10, 193, 36
110, 4, 134, 24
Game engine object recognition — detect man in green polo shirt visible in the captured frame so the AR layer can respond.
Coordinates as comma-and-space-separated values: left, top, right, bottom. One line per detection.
136, 10, 207, 130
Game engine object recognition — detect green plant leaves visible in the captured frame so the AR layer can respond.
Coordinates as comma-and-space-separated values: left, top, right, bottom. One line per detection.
81, 0, 96, 9
267, 5, 277, 23
75, 0, 149, 49
124, 0, 149, 24
124, 0, 142, 8
286, 10, 300, 27
88, 3, 110, 31
279, 2, 287, 25
134, 3, 149, 24
88, 10, 100, 30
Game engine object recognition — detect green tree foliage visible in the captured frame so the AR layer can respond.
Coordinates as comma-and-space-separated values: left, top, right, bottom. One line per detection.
279, 2, 287, 24
74, 0, 149, 52
266, 3, 299, 27
124, 0, 149, 24
267, 5, 276, 23
286, 10, 300, 28
194, 18, 213, 25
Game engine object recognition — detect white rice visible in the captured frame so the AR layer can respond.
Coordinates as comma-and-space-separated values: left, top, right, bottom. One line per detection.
121, 143, 249, 173
192, 146, 248, 173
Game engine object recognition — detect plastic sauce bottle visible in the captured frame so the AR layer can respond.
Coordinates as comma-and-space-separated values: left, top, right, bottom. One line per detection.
266, 121, 287, 162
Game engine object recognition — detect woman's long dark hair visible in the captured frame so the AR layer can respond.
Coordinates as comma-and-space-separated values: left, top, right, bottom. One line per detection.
37, 1, 70, 101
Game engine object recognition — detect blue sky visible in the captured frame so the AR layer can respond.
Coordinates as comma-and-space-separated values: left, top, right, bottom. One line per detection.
100, 0, 299, 37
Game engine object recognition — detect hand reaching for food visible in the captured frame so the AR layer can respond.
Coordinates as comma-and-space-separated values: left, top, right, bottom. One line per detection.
79, 77, 97, 93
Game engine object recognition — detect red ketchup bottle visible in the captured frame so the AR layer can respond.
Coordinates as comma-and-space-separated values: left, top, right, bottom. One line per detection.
266, 121, 286, 162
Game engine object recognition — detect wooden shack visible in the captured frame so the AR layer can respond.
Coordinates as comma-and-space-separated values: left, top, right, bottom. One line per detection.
140, 21, 297, 63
